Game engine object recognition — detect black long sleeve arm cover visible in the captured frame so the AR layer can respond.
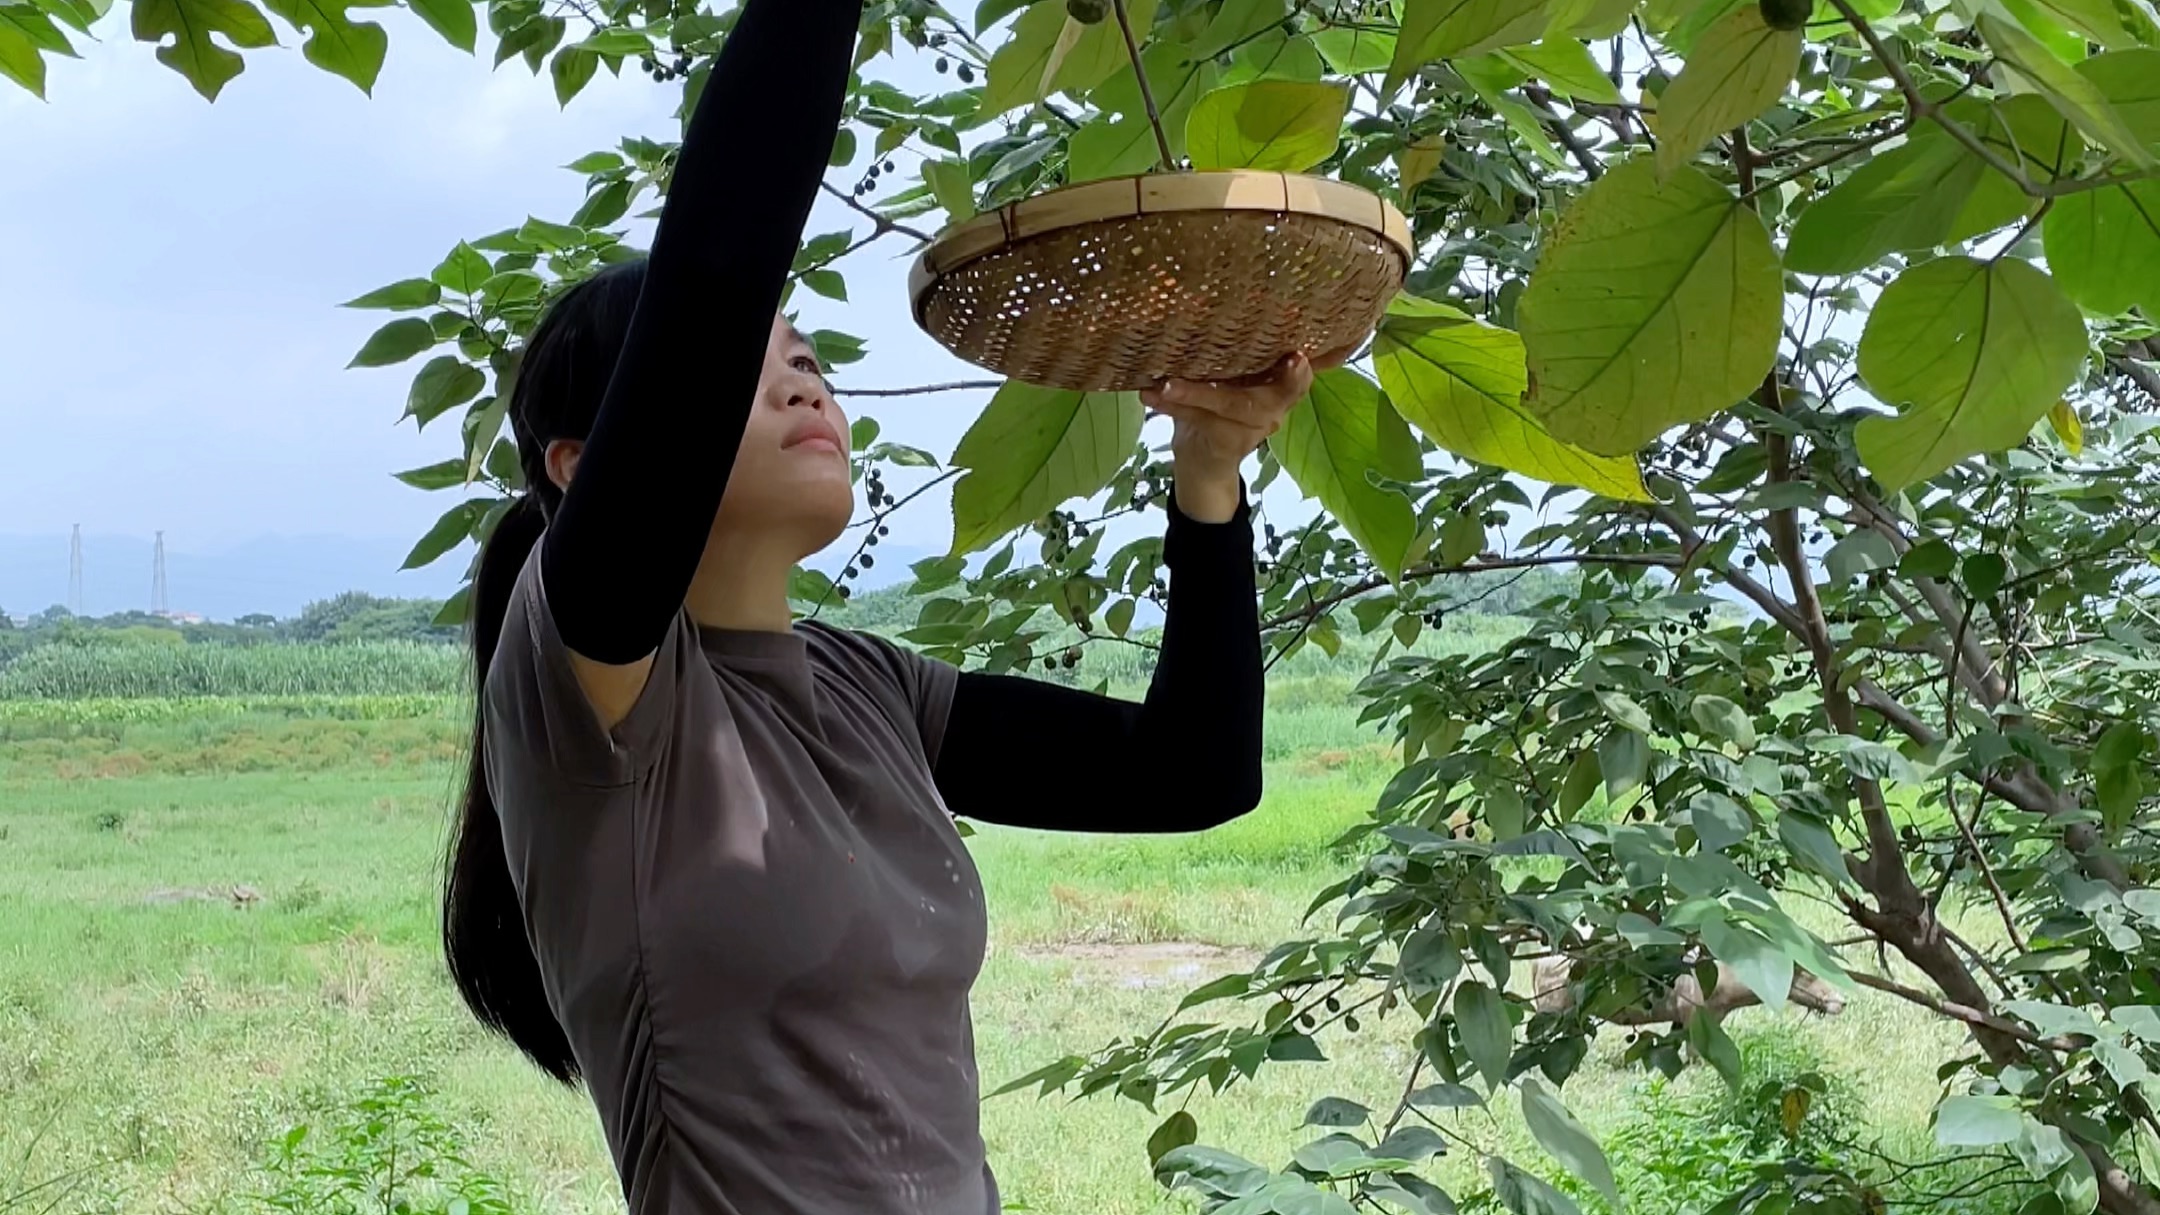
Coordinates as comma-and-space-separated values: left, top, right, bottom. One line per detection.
932, 488, 1264, 833
540, 0, 861, 665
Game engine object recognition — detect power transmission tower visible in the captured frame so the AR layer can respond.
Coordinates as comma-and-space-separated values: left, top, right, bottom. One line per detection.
68, 524, 83, 616
152, 532, 168, 616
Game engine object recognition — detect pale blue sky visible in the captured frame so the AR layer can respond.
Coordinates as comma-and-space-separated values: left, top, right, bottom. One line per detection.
0, 11, 1008, 606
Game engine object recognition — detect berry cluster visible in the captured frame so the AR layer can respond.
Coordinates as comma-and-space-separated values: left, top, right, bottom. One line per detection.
639, 53, 693, 83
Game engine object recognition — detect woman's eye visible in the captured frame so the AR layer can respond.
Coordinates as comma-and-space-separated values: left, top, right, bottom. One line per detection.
791, 356, 822, 375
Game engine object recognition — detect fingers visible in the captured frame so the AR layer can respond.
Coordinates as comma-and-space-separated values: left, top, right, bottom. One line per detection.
1154, 354, 1313, 423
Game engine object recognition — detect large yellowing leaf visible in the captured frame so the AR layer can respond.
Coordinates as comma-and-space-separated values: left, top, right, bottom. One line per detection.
1374, 296, 1649, 501
948, 382, 1144, 556
1855, 257, 2088, 491
980, 0, 1158, 116
1654, 4, 1801, 180
1185, 79, 1350, 172
261, 0, 385, 92
1388, 0, 1551, 90
1269, 368, 1421, 576
1517, 158, 1782, 456
129, 0, 277, 100
1977, 12, 2156, 168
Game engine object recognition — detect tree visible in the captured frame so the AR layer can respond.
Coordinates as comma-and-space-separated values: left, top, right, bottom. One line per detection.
31, 1, 2160, 1212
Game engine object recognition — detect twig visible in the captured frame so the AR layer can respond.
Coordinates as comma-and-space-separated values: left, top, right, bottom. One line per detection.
818, 179, 936, 244
1845, 971, 2075, 1051
1259, 552, 1682, 632
836, 380, 1003, 398
1112, 0, 1177, 172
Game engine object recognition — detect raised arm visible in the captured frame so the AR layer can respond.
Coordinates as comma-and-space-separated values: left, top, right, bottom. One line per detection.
933, 487, 1266, 832
541, 0, 861, 716
930, 355, 1317, 833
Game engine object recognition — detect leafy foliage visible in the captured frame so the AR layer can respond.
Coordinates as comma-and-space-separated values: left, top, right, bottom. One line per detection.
65, 0, 2160, 1211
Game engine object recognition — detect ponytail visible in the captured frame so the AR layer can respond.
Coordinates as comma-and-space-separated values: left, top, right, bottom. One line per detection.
442, 494, 579, 1083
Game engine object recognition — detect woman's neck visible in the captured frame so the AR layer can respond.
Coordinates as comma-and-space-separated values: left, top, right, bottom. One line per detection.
683, 529, 797, 634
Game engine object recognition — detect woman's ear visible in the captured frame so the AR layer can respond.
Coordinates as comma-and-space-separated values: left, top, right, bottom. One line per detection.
544, 439, 584, 493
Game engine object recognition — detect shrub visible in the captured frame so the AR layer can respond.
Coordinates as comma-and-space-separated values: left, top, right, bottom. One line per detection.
250, 1076, 515, 1215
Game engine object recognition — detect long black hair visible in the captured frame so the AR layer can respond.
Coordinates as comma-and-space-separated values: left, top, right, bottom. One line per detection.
442, 258, 648, 1084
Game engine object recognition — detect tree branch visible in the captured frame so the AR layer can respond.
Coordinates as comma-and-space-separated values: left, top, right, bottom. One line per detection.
1259, 552, 1681, 632
836, 379, 1003, 398
819, 179, 937, 244
1845, 971, 2073, 1052
1112, 0, 1177, 173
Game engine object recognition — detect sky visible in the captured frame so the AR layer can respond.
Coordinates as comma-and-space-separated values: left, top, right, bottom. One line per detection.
0, 11, 1016, 615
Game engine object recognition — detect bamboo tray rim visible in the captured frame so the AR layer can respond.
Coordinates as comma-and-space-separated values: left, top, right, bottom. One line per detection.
908, 170, 1415, 322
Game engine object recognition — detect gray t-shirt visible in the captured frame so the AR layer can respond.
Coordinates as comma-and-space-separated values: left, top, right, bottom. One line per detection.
482, 551, 997, 1214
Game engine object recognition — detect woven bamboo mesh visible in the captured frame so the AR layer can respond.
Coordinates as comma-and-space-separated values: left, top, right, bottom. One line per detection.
911, 173, 1411, 393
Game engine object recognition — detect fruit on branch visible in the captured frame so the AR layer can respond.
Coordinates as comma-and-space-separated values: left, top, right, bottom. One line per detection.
1066, 0, 1111, 24
1759, 0, 1811, 31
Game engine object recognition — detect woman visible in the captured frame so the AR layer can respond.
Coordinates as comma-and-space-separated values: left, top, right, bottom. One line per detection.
441, 0, 1313, 1210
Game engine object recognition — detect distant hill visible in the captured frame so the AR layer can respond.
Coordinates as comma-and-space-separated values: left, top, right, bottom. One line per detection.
0, 531, 932, 623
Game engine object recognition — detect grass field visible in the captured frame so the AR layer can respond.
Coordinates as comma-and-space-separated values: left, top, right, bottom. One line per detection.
0, 671, 2010, 1215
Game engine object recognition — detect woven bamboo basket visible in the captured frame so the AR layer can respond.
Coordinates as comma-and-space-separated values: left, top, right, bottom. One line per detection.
909, 171, 1414, 393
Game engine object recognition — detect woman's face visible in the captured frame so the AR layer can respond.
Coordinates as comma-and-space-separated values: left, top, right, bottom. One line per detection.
711, 315, 855, 556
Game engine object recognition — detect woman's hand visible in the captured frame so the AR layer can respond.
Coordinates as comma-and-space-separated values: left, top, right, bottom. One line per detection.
1141, 351, 1335, 523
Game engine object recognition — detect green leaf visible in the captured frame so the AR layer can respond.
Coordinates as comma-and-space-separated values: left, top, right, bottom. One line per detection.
1689, 693, 1756, 749
1653, 4, 1800, 180
1521, 1079, 1623, 1212
2043, 175, 2160, 317
1106, 598, 1136, 637
1397, 134, 1449, 193
800, 269, 848, 301
1937, 1096, 2024, 1147
1069, 114, 1170, 181
393, 458, 468, 491
1826, 529, 1898, 585
1390, 0, 1552, 91
1399, 927, 1464, 994
923, 159, 976, 222
260, 0, 384, 93
1854, 256, 2088, 492
1148, 1111, 1199, 1165
1270, 1032, 1328, 1062
1786, 96, 2069, 275
1699, 917, 1792, 1017
1687, 1011, 1743, 1090
1269, 369, 1420, 577
404, 356, 485, 424
551, 44, 596, 105
0, 13, 55, 97
1518, 159, 1781, 456
980, 0, 1157, 114
1778, 811, 1852, 887
349, 317, 438, 369
406, 0, 474, 51
1900, 537, 1958, 578
1558, 750, 1602, 818
1963, 551, 2009, 600
1690, 791, 1753, 852
129, 0, 276, 101
1194, 0, 1287, 57
2093, 722, 2149, 831
343, 278, 442, 310
948, 383, 1143, 556
1487, 1157, 1585, 1215
403, 500, 487, 570
1316, 27, 1396, 74
1454, 981, 1513, 1090
1501, 39, 1618, 104
1978, 13, 2155, 168
1440, 514, 1485, 567
1185, 80, 1350, 172
1373, 297, 1649, 501
1594, 688, 1654, 733
430, 243, 492, 296
1305, 1097, 1374, 1128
